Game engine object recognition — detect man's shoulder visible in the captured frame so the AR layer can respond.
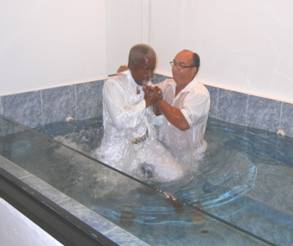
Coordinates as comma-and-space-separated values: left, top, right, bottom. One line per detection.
195, 81, 210, 97
105, 73, 128, 86
190, 80, 210, 97
103, 74, 129, 94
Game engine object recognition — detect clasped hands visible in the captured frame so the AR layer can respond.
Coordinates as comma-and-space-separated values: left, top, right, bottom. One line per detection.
143, 85, 163, 107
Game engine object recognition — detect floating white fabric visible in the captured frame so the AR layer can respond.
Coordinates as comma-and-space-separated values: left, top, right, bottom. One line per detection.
95, 71, 184, 182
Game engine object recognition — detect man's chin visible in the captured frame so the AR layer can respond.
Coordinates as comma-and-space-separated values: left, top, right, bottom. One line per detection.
139, 80, 149, 86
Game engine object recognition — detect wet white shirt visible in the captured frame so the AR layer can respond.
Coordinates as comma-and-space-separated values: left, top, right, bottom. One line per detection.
156, 77, 210, 164
95, 71, 183, 182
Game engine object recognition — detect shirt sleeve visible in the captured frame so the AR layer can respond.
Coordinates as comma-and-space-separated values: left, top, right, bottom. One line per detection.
103, 79, 146, 130
180, 88, 210, 126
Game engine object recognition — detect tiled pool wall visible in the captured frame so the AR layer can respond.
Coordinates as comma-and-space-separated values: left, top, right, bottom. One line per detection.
1, 73, 293, 137
0, 80, 104, 129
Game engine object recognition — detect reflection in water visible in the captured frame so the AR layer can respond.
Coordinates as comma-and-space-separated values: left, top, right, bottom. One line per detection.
52, 119, 257, 221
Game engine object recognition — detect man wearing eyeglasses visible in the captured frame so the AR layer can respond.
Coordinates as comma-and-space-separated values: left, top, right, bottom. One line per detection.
152, 50, 210, 166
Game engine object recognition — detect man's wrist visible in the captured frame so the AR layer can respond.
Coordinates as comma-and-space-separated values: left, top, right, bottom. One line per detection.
155, 99, 163, 108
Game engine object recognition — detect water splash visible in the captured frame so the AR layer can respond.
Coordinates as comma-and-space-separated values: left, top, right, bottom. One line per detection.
51, 118, 257, 211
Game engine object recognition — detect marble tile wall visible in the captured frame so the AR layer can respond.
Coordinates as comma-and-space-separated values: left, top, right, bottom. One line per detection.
280, 103, 293, 138
0, 80, 104, 128
0, 97, 3, 116
75, 80, 104, 120
41, 86, 75, 125
1, 75, 293, 138
152, 73, 170, 83
206, 85, 293, 137
1, 91, 42, 128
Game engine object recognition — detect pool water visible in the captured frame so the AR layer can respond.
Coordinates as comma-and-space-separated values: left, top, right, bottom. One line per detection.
0, 116, 292, 245
53, 119, 257, 208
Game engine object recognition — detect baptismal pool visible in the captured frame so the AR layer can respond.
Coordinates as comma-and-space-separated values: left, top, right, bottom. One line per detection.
0, 115, 292, 245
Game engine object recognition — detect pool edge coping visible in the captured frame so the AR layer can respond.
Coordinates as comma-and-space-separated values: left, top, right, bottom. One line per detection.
0, 155, 150, 246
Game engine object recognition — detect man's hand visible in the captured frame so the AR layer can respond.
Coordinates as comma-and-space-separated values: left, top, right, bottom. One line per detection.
144, 86, 163, 107
116, 65, 128, 73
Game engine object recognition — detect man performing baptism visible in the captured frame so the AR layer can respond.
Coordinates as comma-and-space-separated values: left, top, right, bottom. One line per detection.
95, 44, 184, 182
151, 50, 210, 166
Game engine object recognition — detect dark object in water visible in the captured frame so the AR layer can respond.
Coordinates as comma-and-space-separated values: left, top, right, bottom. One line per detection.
162, 191, 184, 213
140, 163, 154, 179
119, 209, 136, 227
192, 202, 205, 224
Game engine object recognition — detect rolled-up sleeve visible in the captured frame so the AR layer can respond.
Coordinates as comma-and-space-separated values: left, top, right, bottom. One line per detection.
103, 79, 146, 129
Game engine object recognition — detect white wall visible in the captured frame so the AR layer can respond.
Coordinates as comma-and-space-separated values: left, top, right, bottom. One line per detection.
105, 0, 149, 74
2, 1, 293, 103
150, 0, 293, 103
0, 198, 62, 246
0, 0, 107, 96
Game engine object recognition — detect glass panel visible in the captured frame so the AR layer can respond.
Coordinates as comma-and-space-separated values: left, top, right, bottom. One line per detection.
1, 115, 291, 245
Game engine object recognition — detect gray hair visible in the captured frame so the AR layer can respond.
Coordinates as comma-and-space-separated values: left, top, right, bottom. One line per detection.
128, 44, 156, 67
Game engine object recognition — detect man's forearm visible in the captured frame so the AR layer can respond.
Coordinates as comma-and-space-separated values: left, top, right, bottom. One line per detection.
158, 100, 189, 130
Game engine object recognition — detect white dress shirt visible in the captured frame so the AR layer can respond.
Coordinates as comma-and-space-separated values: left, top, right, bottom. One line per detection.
156, 77, 210, 165
95, 71, 183, 182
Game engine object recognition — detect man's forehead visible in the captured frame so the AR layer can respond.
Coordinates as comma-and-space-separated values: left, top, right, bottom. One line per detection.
144, 56, 156, 66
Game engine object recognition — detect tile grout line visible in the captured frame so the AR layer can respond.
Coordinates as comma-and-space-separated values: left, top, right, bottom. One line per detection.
39, 90, 44, 127
215, 87, 219, 119
245, 94, 250, 127
279, 102, 283, 131
73, 84, 78, 121
0, 96, 3, 116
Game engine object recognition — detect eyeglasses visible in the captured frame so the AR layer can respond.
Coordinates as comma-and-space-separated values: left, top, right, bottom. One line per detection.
170, 60, 196, 69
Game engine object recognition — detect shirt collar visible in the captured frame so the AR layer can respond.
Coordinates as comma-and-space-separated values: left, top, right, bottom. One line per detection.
182, 77, 199, 92
171, 77, 199, 95
126, 70, 143, 89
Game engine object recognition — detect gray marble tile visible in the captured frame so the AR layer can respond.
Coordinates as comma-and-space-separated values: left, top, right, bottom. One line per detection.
152, 74, 169, 84
41, 85, 75, 125
0, 155, 32, 179
0, 97, 3, 115
206, 85, 218, 118
21, 175, 70, 203
217, 89, 248, 126
105, 226, 149, 246
0, 117, 25, 137
2, 91, 42, 128
247, 96, 281, 133
94, 80, 104, 119
59, 199, 116, 235
280, 102, 293, 138
59, 199, 149, 245
75, 80, 104, 121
